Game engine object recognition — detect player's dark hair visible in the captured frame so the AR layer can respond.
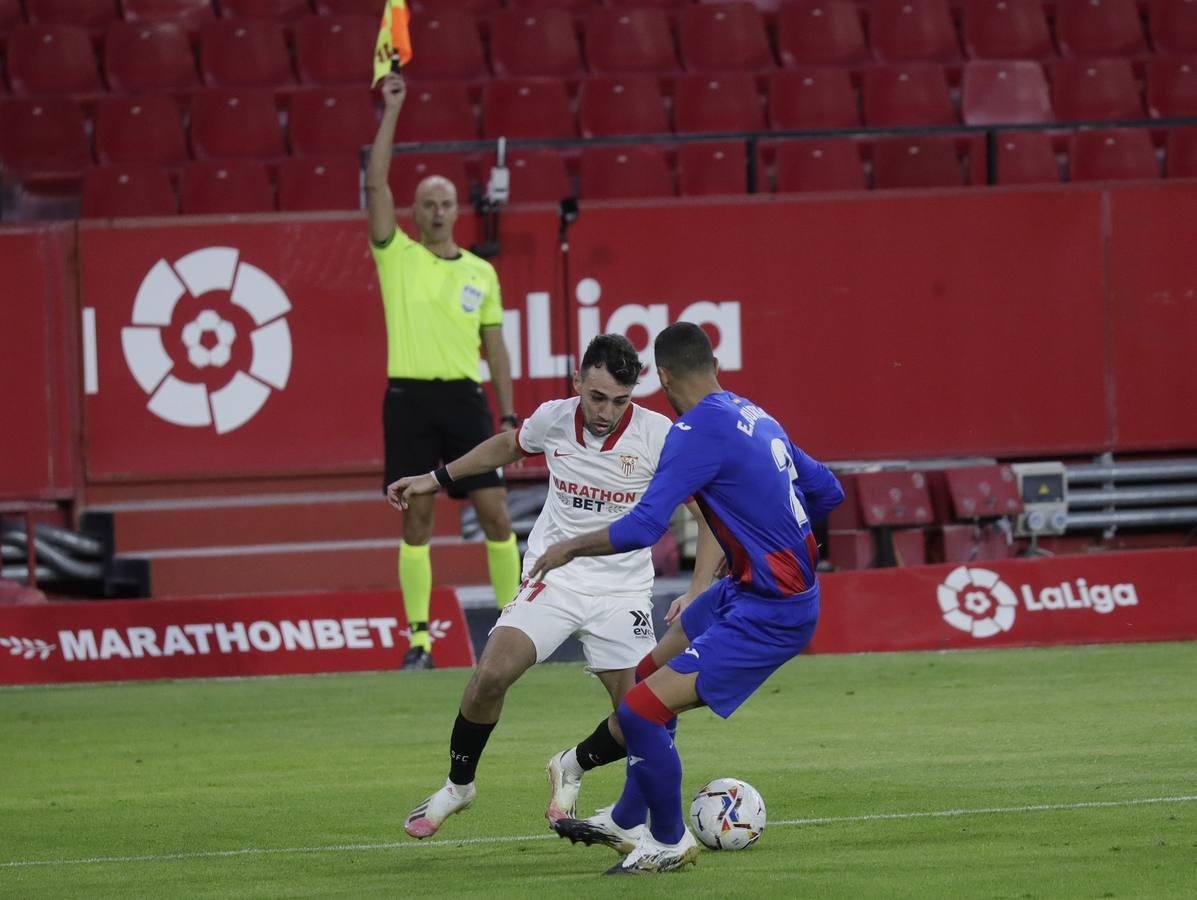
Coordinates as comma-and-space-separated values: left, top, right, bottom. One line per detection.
580, 334, 642, 387
653, 322, 715, 376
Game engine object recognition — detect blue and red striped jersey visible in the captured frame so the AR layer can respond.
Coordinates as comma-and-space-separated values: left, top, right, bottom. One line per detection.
609, 391, 844, 599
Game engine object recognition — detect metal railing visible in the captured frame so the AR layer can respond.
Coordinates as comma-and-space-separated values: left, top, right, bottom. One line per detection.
1065, 457, 1197, 532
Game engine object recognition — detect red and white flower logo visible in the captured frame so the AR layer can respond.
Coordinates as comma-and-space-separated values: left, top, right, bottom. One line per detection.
936, 566, 1018, 639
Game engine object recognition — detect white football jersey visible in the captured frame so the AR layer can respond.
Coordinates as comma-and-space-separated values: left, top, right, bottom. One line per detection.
517, 398, 673, 596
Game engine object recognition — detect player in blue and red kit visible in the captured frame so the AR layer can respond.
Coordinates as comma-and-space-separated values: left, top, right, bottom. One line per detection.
529, 322, 844, 875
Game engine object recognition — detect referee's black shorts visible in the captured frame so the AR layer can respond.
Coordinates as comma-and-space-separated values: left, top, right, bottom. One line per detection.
382, 378, 505, 499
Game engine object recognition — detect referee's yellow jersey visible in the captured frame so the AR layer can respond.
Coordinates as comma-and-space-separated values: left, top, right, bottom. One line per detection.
371, 227, 503, 382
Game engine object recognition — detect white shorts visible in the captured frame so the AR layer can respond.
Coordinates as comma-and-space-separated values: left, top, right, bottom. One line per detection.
491, 580, 656, 672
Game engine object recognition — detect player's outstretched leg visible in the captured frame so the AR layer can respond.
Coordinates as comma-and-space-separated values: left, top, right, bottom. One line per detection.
605, 828, 699, 875
550, 807, 644, 855
404, 779, 476, 839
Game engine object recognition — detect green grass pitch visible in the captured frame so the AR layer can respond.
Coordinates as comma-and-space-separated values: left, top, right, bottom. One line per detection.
2, 641, 1195, 898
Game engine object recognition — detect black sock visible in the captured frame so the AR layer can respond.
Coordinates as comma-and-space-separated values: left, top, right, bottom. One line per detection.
575, 717, 627, 771
448, 711, 496, 786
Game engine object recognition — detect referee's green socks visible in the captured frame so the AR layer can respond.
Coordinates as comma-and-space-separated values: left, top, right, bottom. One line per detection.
399, 541, 432, 651
486, 534, 521, 609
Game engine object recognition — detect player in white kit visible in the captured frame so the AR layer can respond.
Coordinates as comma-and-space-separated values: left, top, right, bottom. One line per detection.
388, 334, 716, 840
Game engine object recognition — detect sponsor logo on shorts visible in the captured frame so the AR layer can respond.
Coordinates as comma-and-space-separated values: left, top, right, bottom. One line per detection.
629, 610, 654, 639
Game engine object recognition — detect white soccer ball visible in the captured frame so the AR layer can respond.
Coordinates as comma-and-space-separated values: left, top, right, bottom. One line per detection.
688, 778, 766, 850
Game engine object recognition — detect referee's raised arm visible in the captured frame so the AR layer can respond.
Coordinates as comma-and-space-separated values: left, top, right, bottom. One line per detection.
366, 72, 406, 246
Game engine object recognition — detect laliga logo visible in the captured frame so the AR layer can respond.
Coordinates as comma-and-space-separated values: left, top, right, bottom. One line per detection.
936, 566, 1018, 639
121, 247, 293, 434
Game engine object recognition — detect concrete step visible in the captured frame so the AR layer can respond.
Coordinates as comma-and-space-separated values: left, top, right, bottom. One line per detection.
88, 491, 465, 553
137, 538, 491, 598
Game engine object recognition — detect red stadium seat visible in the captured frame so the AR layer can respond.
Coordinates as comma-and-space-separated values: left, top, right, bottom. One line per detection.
579, 145, 674, 199
869, 0, 961, 63
7, 24, 102, 95
678, 3, 773, 72
0, 98, 91, 182
490, 10, 583, 79
94, 94, 188, 166
189, 88, 286, 158
1, 0, 23, 38
387, 152, 471, 207
993, 131, 1060, 184
122, 0, 215, 32
314, 0, 384, 12
1151, 0, 1197, 56
606, 0, 687, 7
26, 0, 119, 36
482, 79, 575, 139
578, 75, 668, 137
506, 0, 593, 10
277, 156, 360, 211
503, 148, 572, 204
769, 68, 860, 129
678, 141, 749, 195
403, 10, 488, 81
776, 0, 868, 67
294, 14, 376, 85
82, 165, 178, 217
1146, 59, 1197, 117
180, 159, 274, 213
773, 139, 865, 192
220, 0, 312, 22
961, 60, 1053, 125
872, 136, 963, 188
395, 81, 478, 141
104, 21, 199, 93
409, 0, 501, 12
289, 87, 378, 156
1165, 127, 1197, 176
673, 72, 765, 133
962, 0, 1055, 61
1051, 59, 1143, 121
862, 64, 956, 126
584, 8, 678, 75
1055, 0, 1146, 59
200, 19, 294, 87
1070, 128, 1159, 180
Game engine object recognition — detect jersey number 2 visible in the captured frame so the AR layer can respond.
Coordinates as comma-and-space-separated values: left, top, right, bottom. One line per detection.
771, 438, 810, 528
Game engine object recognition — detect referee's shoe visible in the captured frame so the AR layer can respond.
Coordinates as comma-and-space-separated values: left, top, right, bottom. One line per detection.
402, 647, 435, 670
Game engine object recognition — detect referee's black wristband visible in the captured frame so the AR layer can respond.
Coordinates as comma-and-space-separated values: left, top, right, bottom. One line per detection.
432, 466, 453, 488
500, 414, 520, 427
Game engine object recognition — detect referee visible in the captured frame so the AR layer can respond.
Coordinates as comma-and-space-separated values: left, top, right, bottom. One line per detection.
367, 72, 522, 671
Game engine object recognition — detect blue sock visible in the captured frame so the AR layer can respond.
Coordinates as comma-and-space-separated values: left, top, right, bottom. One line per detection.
616, 689, 685, 844
610, 758, 648, 830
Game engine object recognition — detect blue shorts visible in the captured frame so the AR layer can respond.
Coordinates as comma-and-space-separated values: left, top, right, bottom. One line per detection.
667, 578, 819, 719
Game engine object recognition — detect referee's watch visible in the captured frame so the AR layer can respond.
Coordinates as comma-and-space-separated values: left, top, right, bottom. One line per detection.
500, 414, 520, 428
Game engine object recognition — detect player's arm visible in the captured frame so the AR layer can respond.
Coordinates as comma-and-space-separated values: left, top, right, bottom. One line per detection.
666, 502, 724, 624
366, 72, 406, 246
480, 326, 516, 429
527, 426, 720, 579
790, 441, 845, 521
387, 430, 522, 510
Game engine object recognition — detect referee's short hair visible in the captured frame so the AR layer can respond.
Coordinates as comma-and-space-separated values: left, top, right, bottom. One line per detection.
654, 322, 715, 376
581, 334, 642, 387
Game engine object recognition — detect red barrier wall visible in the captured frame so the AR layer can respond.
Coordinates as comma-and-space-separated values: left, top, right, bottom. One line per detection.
0, 225, 77, 501
813, 547, 1197, 654
2, 184, 1194, 489
0, 588, 472, 685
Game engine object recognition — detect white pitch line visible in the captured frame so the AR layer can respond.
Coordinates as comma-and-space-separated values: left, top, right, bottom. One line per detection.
2, 794, 1194, 870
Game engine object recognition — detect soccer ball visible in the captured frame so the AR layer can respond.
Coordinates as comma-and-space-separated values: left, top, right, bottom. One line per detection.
688, 778, 766, 850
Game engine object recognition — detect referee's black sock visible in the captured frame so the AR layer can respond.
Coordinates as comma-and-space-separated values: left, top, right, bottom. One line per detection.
448, 711, 496, 786
575, 716, 627, 771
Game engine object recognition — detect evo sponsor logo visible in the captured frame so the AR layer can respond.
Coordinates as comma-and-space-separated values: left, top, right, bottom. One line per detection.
53, 617, 403, 662
937, 566, 1139, 640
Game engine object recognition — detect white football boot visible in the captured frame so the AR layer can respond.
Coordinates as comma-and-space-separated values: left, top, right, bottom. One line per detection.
404, 779, 475, 839
604, 827, 700, 875
551, 806, 645, 855
545, 749, 584, 823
